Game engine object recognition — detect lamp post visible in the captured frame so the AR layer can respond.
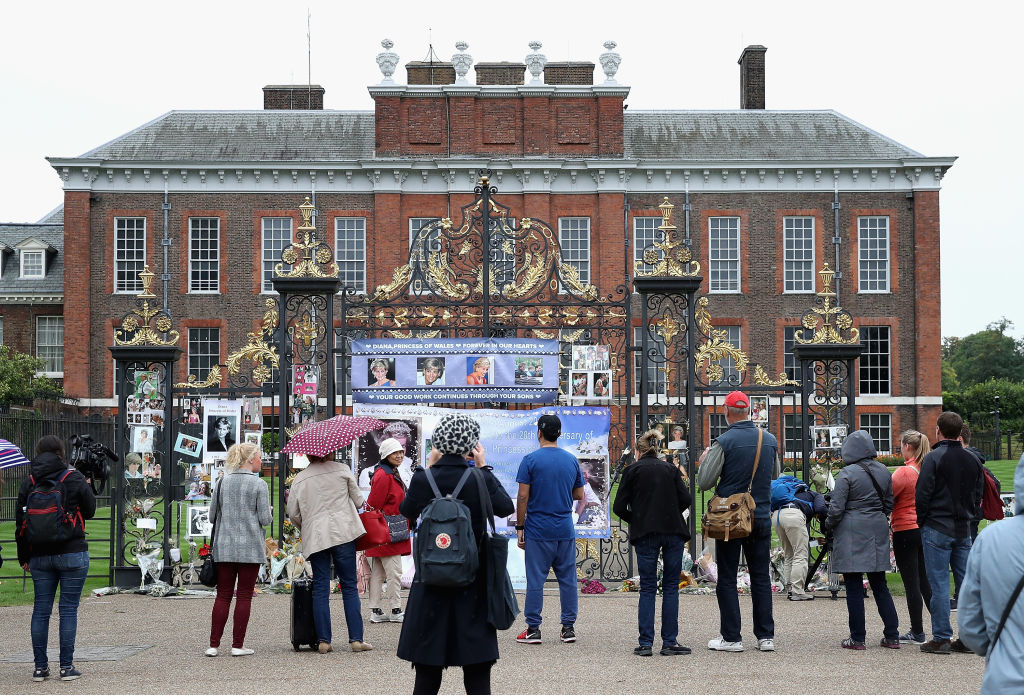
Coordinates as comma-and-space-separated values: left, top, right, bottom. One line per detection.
991, 394, 1001, 460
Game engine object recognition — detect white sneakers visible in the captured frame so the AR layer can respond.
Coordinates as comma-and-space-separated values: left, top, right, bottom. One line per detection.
707, 637, 744, 652
706, 636, 776, 652
206, 646, 254, 656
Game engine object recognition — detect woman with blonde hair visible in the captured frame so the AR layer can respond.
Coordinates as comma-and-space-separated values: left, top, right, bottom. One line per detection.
206, 442, 271, 657
466, 357, 490, 385
891, 429, 933, 645
287, 451, 371, 653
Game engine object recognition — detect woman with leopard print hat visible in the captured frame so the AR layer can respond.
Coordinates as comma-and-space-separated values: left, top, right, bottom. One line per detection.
396, 413, 514, 695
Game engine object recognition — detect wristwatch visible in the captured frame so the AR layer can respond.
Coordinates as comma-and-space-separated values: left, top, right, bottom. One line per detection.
515, 525, 525, 531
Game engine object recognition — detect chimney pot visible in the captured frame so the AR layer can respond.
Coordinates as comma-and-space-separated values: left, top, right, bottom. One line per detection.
263, 85, 325, 110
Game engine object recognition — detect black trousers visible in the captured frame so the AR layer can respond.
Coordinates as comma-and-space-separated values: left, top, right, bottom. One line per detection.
892, 528, 932, 635
412, 662, 493, 695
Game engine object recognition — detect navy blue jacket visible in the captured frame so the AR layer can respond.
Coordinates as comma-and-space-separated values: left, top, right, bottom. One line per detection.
715, 421, 778, 521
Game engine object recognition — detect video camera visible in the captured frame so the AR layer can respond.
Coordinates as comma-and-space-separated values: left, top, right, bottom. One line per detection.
68, 434, 116, 495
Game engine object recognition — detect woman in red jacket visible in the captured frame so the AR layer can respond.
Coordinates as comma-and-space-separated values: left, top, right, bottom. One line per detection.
891, 429, 933, 645
366, 437, 412, 623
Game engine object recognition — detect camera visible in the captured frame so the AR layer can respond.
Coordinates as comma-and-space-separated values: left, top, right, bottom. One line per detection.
68, 434, 116, 495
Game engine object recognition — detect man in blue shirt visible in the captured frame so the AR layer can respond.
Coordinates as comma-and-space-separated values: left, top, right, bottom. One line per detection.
515, 414, 585, 645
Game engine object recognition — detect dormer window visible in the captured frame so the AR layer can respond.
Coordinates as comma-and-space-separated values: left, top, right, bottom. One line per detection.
22, 250, 45, 278
14, 238, 57, 279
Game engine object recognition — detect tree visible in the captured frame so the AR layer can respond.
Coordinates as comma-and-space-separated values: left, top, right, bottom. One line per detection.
0, 345, 65, 404
942, 318, 1024, 388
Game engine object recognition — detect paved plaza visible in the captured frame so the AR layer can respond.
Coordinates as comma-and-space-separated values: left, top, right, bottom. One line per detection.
0, 588, 984, 694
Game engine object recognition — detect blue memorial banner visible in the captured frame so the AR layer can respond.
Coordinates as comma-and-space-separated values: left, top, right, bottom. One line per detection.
352, 404, 612, 539
351, 337, 559, 404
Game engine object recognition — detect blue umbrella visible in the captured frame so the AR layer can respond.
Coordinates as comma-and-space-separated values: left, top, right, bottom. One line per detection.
0, 438, 31, 470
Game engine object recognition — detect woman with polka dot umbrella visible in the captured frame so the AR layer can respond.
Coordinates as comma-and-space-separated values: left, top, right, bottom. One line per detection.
281, 415, 387, 457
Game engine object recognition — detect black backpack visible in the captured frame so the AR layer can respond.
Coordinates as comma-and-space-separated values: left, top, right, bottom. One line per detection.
414, 468, 478, 588
20, 470, 79, 545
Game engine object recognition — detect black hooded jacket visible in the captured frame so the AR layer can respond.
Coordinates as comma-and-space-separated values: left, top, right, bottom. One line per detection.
15, 452, 97, 566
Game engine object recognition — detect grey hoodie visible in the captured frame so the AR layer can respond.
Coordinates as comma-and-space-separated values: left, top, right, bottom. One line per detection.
959, 455, 1024, 693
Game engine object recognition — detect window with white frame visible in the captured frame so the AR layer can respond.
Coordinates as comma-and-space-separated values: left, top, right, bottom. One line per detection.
633, 325, 666, 396
335, 218, 366, 293
188, 217, 220, 293
114, 217, 146, 293
633, 217, 663, 278
21, 250, 45, 278
36, 316, 63, 374
709, 217, 740, 292
859, 326, 891, 395
783, 326, 803, 383
187, 328, 220, 382
261, 218, 293, 292
409, 217, 441, 253
710, 413, 729, 441
783, 217, 814, 292
859, 413, 893, 454
709, 326, 742, 390
858, 216, 890, 292
559, 217, 591, 287
783, 414, 804, 459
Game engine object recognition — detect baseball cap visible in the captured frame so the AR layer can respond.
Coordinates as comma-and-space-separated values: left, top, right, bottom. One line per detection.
723, 391, 750, 408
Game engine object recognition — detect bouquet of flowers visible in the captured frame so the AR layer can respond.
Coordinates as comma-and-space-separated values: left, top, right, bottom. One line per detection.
197, 543, 211, 559
619, 577, 640, 592
581, 579, 606, 594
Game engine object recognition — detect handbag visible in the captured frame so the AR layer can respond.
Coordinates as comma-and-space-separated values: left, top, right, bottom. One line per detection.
703, 428, 763, 542
199, 485, 222, 587
355, 506, 390, 551
471, 468, 519, 630
384, 514, 410, 543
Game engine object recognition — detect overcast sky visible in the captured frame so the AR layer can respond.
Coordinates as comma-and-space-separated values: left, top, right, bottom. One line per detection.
1, 0, 1018, 340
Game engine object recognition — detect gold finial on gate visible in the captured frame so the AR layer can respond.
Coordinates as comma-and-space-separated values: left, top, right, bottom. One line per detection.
113, 266, 180, 347
274, 196, 340, 279
634, 197, 700, 278
794, 264, 860, 345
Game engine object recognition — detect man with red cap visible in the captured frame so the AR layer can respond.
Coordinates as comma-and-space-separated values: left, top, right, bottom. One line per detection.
697, 391, 780, 653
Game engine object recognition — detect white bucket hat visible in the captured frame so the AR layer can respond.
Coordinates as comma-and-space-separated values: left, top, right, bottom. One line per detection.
378, 437, 405, 461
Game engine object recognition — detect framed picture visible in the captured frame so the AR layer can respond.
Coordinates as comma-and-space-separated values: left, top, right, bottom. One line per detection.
749, 395, 769, 427
174, 433, 203, 457
666, 422, 687, 449
185, 461, 209, 482
811, 425, 847, 450
513, 357, 543, 386
131, 426, 155, 454
244, 431, 262, 448
570, 370, 589, 398
465, 356, 493, 386
134, 370, 160, 399
202, 399, 241, 462
186, 505, 213, 537
354, 417, 421, 490
590, 370, 612, 400
367, 358, 397, 387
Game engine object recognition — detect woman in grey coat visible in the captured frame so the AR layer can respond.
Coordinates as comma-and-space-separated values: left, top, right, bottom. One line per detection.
825, 430, 900, 650
205, 442, 272, 657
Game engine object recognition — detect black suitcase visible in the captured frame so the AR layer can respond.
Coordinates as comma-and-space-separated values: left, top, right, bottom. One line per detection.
290, 578, 317, 651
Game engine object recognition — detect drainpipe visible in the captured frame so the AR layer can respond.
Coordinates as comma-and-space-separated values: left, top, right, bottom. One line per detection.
832, 185, 841, 306
161, 184, 171, 313
683, 184, 691, 247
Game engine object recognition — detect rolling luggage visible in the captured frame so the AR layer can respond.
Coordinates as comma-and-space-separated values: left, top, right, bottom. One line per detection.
290, 578, 317, 651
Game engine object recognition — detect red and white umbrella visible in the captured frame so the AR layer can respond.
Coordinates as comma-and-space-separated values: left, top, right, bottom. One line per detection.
280, 415, 387, 457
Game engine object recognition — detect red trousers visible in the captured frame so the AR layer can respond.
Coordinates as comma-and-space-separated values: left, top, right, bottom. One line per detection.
209, 562, 260, 648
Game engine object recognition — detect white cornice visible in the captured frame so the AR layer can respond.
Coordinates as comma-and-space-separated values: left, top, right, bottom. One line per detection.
367, 83, 629, 99
48, 157, 955, 195
0, 294, 63, 304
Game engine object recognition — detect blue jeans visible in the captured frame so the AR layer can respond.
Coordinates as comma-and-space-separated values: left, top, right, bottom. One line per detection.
633, 533, 686, 647
921, 525, 971, 640
714, 518, 774, 642
843, 572, 900, 642
309, 542, 363, 645
29, 551, 90, 669
524, 539, 577, 628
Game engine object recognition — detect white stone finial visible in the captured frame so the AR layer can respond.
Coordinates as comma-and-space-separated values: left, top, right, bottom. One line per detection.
525, 40, 546, 85
376, 38, 399, 84
599, 40, 621, 85
452, 41, 472, 84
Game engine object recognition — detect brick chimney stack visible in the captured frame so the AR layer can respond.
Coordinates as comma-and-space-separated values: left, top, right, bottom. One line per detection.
738, 45, 767, 109
263, 85, 325, 110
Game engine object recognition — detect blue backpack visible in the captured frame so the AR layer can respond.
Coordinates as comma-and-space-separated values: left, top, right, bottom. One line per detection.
770, 475, 813, 512
414, 468, 478, 588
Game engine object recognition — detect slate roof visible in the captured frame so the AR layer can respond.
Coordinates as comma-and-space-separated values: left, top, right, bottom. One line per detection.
79, 111, 376, 161
38, 205, 64, 224
0, 224, 64, 295
623, 110, 923, 160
